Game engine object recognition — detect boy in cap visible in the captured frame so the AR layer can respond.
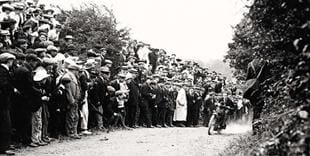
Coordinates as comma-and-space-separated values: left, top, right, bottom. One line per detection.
107, 90, 131, 132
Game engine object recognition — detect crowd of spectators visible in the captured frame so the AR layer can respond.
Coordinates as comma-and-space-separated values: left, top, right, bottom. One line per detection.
0, 0, 248, 155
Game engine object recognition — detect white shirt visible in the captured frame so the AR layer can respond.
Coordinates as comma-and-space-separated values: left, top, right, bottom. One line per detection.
1, 64, 9, 71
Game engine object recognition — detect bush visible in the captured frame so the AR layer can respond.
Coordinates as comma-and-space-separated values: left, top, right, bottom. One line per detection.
225, 0, 310, 155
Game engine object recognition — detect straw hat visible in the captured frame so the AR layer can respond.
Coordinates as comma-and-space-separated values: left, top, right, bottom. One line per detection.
33, 66, 50, 81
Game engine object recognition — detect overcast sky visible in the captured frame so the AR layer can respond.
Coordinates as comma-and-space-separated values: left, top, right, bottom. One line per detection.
40, 0, 248, 62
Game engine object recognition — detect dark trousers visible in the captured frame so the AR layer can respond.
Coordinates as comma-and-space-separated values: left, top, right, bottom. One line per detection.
42, 102, 49, 139
158, 107, 166, 126
14, 110, 32, 144
151, 107, 158, 126
166, 109, 174, 126
0, 110, 11, 152
250, 98, 264, 134
139, 106, 152, 127
203, 110, 211, 127
11, 97, 32, 144
65, 105, 79, 136
127, 106, 138, 127
186, 105, 194, 126
192, 108, 200, 126
49, 111, 65, 138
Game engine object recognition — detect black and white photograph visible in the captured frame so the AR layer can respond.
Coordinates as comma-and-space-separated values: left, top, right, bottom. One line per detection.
0, 0, 309, 155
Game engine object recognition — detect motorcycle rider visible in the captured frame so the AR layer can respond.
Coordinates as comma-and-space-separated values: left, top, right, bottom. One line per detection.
217, 92, 236, 129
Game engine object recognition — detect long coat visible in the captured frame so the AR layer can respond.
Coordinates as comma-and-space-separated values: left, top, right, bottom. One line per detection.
61, 71, 81, 107
173, 88, 187, 121
0, 65, 14, 151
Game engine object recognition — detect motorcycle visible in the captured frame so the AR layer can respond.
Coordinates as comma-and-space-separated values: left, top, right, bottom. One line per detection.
208, 102, 234, 135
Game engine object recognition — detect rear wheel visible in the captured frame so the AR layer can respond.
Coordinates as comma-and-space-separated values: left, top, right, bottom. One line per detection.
208, 114, 216, 135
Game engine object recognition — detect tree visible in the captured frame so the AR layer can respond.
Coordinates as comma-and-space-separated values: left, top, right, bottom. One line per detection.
56, 3, 130, 74
225, 0, 310, 155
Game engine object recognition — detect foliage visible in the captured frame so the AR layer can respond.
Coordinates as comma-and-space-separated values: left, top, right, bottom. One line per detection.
225, 0, 310, 155
55, 3, 131, 75
58, 3, 130, 51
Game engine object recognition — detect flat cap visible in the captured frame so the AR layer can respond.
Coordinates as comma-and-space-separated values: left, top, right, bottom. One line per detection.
26, 53, 41, 62
65, 35, 74, 39
0, 53, 16, 62
107, 86, 116, 92
47, 45, 58, 52
99, 66, 110, 73
2, 4, 14, 11
104, 59, 113, 64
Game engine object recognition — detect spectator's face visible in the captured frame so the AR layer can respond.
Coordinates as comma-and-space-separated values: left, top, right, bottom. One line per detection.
26, 28, 32, 34
29, 60, 39, 69
50, 50, 57, 57
20, 43, 28, 50
4, 9, 11, 14
101, 50, 107, 56
119, 77, 125, 83
223, 93, 228, 99
7, 59, 14, 68
38, 52, 46, 58
102, 72, 110, 79
106, 63, 112, 68
67, 39, 73, 44
39, 35, 47, 41
56, 27, 61, 32
129, 51, 135, 56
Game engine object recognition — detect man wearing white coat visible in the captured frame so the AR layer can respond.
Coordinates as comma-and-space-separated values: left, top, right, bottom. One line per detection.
173, 85, 187, 127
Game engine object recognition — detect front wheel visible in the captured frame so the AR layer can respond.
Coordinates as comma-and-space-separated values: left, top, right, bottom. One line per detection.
208, 114, 216, 135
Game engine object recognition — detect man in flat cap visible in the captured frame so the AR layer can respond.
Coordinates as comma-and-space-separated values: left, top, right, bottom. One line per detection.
12, 54, 42, 146
60, 62, 82, 139
88, 66, 110, 131
103, 59, 113, 68
139, 78, 155, 128
126, 72, 141, 128
0, 53, 16, 155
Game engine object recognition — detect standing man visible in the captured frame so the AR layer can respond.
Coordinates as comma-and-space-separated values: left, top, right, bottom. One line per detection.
89, 66, 110, 130
13, 54, 42, 146
78, 67, 92, 135
173, 84, 187, 127
61, 63, 82, 139
126, 74, 141, 128
244, 58, 268, 135
148, 49, 158, 73
203, 91, 216, 127
0, 53, 16, 155
140, 79, 154, 128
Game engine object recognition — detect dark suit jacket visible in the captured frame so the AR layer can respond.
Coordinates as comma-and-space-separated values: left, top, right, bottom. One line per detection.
127, 80, 140, 107
0, 65, 14, 154
89, 76, 108, 107
155, 86, 165, 108
148, 52, 157, 66
140, 84, 154, 107
0, 65, 14, 110
13, 63, 42, 112
110, 80, 121, 91
204, 97, 216, 113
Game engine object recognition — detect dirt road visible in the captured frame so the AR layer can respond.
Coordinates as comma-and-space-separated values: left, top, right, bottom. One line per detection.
17, 125, 250, 156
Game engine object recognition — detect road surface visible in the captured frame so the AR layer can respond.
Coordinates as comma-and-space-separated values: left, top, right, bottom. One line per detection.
16, 125, 250, 156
